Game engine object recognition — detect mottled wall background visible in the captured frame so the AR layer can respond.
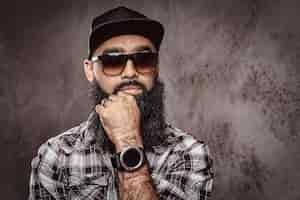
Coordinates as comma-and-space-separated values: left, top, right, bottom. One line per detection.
1, 0, 299, 199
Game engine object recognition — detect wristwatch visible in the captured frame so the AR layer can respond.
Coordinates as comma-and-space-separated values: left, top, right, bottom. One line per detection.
111, 146, 146, 171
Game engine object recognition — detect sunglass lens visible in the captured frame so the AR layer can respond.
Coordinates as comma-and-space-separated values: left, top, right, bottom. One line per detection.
134, 52, 158, 73
101, 54, 126, 75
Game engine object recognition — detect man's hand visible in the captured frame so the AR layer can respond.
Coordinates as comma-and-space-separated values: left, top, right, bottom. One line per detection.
95, 91, 159, 200
95, 91, 143, 151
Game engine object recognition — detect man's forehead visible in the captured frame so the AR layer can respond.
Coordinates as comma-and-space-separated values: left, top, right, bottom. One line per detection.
94, 35, 156, 55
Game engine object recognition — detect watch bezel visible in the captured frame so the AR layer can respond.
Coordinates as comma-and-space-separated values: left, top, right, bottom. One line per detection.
119, 146, 145, 171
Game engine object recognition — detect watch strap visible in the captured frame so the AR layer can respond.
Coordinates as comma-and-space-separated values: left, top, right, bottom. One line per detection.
111, 153, 124, 170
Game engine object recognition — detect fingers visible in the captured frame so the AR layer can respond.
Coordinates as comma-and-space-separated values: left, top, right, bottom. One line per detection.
95, 98, 111, 114
117, 91, 130, 97
95, 91, 135, 114
96, 95, 120, 112
108, 95, 118, 101
100, 97, 114, 108
109, 92, 134, 103
95, 104, 104, 114
117, 91, 135, 101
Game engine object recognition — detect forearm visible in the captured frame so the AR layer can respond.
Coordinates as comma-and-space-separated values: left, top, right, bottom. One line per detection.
118, 164, 159, 200
115, 133, 159, 200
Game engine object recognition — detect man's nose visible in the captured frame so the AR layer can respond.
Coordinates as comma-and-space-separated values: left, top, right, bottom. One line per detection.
121, 59, 138, 78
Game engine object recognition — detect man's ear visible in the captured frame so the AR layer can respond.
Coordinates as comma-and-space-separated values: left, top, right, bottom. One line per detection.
84, 59, 94, 82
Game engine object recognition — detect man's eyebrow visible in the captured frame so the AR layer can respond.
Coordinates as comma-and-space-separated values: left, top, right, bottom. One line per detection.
102, 45, 155, 55
133, 45, 155, 52
102, 47, 124, 54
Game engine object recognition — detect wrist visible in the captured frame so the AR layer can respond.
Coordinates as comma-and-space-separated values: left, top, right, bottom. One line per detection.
115, 141, 143, 152
118, 164, 151, 183
112, 146, 146, 172
114, 130, 143, 152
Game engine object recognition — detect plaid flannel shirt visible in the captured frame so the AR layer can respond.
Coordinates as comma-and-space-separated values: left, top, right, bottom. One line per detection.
29, 111, 213, 200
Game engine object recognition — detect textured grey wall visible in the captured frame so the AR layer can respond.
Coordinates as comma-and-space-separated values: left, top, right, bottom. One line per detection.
1, 0, 299, 199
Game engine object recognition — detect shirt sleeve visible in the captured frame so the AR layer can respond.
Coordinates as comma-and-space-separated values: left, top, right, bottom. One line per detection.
28, 141, 69, 200
155, 141, 214, 200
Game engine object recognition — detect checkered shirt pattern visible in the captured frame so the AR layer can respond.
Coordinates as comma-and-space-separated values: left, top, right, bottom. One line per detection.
28, 111, 214, 200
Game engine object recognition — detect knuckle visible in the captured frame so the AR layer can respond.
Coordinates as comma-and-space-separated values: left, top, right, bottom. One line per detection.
109, 95, 117, 99
126, 94, 134, 100
95, 105, 101, 111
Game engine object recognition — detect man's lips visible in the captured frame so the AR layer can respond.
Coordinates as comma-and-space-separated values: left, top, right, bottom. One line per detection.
120, 85, 142, 91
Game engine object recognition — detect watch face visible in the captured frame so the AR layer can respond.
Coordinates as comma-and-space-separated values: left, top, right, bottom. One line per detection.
123, 148, 142, 168
119, 147, 144, 171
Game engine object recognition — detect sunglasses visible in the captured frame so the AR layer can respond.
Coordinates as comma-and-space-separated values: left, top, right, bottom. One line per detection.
91, 51, 158, 76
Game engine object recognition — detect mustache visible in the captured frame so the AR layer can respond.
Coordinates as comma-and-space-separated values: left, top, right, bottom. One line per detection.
113, 80, 147, 94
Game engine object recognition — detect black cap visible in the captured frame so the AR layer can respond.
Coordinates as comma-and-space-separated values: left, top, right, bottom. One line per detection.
88, 6, 164, 59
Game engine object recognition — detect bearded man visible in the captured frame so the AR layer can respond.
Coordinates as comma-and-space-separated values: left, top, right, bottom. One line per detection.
29, 6, 214, 200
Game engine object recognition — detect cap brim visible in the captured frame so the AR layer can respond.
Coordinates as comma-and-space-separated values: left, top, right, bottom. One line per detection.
89, 18, 164, 58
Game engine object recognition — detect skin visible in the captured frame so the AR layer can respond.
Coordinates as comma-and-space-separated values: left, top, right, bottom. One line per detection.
84, 34, 158, 95
84, 34, 159, 200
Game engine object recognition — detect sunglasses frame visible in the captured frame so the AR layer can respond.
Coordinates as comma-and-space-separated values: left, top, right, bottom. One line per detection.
90, 50, 159, 76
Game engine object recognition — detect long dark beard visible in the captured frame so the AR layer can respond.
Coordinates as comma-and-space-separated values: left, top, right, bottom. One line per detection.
88, 77, 168, 152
